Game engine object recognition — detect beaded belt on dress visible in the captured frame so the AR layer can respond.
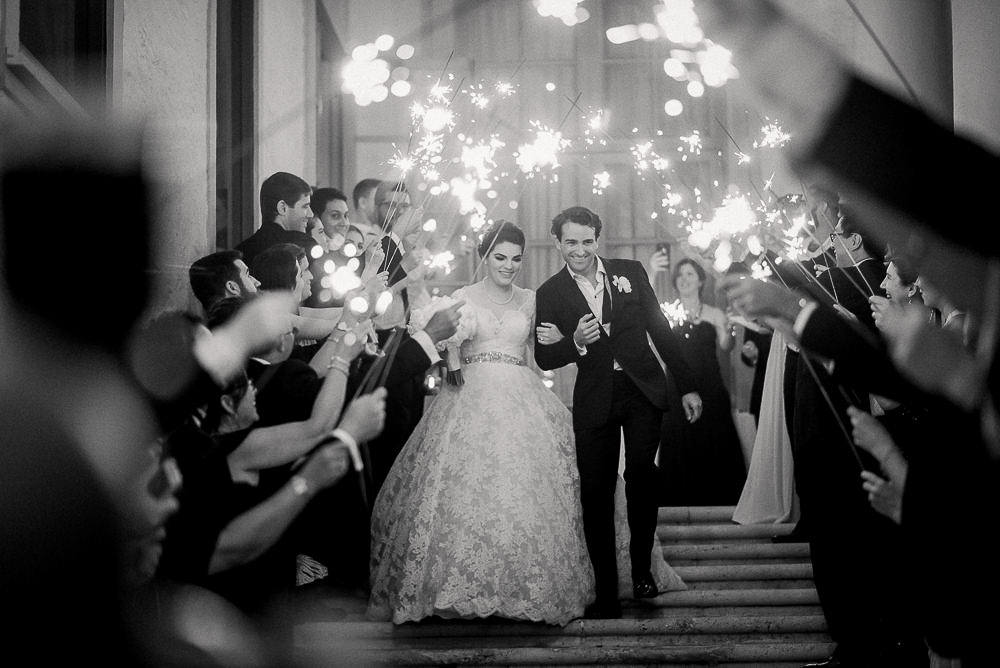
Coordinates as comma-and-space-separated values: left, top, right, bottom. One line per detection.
462, 352, 526, 366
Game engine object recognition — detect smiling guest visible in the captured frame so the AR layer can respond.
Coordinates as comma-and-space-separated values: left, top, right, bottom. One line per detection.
236, 172, 319, 266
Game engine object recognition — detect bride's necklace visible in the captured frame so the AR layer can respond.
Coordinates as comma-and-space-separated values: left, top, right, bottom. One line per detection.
484, 280, 514, 305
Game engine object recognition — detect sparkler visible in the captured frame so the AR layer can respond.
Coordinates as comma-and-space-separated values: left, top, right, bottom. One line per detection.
592, 171, 611, 195
514, 122, 571, 177
535, 0, 590, 25
660, 299, 689, 328
753, 119, 792, 149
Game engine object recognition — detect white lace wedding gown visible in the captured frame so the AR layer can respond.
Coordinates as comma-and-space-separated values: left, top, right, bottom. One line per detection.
367, 284, 683, 626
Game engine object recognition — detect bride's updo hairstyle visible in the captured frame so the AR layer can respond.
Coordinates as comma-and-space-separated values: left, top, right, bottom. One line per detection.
477, 219, 525, 258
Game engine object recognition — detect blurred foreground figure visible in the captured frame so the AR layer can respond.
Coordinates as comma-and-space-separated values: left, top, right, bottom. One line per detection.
0, 117, 266, 665
701, 2, 1000, 663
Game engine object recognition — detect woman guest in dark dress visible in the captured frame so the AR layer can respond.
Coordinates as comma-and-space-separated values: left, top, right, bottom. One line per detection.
649, 255, 747, 506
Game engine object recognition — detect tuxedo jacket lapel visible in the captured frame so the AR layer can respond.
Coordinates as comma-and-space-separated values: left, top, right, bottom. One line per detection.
555, 265, 593, 321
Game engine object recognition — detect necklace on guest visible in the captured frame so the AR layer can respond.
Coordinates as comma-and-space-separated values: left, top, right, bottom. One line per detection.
484, 280, 514, 305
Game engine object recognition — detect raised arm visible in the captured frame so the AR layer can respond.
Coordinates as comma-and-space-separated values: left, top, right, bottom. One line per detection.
210, 389, 386, 574
227, 333, 365, 472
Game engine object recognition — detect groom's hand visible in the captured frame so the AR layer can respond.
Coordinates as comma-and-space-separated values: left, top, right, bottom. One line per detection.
573, 314, 601, 347
681, 392, 703, 423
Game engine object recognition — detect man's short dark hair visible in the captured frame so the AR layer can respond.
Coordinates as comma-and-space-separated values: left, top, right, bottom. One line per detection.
550, 206, 602, 240
352, 178, 381, 210
250, 243, 303, 291
840, 205, 886, 261
311, 187, 348, 217
373, 180, 408, 205
260, 172, 311, 224
189, 250, 243, 312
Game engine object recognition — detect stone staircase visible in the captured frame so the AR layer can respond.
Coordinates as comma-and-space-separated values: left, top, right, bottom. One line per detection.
293, 506, 831, 666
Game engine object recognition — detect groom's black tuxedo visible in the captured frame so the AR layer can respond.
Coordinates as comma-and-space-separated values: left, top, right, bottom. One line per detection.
535, 258, 697, 427
535, 257, 697, 606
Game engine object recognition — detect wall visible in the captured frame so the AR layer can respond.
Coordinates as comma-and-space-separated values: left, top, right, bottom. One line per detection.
117, 0, 216, 312
255, 0, 316, 229
952, 0, 1000, 152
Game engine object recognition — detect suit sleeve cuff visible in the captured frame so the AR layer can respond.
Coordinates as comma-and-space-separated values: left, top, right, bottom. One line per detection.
411, 329, 441, 364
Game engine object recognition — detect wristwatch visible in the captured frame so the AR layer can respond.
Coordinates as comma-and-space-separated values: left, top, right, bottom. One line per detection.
291, 475, 311, 497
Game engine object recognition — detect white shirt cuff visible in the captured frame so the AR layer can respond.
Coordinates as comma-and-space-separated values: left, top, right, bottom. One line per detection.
575, 341, 588, 356
792, 300, 819, 338
411, 329, 441, 364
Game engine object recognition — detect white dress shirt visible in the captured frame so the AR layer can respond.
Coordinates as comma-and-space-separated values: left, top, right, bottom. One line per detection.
567, 258, 621, 370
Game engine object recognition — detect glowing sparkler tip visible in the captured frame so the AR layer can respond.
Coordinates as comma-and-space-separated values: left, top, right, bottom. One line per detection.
664, 99, 683, 116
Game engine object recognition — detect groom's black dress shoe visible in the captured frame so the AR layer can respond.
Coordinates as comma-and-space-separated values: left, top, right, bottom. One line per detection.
582, 601, 622, 619
632, 573, 659, 599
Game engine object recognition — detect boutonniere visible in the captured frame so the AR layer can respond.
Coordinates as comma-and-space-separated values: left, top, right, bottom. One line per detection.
611, 275, 632, 293
813, 263, 829, 277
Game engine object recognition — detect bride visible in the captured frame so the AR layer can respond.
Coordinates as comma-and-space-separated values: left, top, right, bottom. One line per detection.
368, 221, 683, 625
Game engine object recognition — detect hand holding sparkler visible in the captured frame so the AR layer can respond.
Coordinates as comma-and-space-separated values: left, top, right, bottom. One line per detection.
648, 248, 671, 277
869, 295, 909, 333
360, 245, 386, 283
721, 275, 801, 325
332, 387, 388, 472
330, 320, 370, 364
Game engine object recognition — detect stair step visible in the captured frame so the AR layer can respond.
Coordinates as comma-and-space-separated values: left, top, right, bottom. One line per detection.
687, 580, 814, 590
674, 564, 814, 581
296, 615, 829, 640
324, 633, 832, 652
658, 506, 738, 524
618, 605, 825, 619
640, 588, 819, 607
658, 523, 794, 542
316, 641, 835, 665
663, 543, 811, 561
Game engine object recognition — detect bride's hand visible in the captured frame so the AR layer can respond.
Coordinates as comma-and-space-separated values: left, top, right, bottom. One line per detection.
536, 322, 564, 346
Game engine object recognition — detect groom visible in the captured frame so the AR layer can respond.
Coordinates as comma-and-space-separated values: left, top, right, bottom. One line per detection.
535, 206, 702, 618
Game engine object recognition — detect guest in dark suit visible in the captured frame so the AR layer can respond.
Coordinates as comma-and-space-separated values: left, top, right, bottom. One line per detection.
235, 171, 319, 266
725, 215, 928, 666
351, 179, 460, 493
189, 249, 261, 315
374, 179, 423, 326
534, 206, 701, 618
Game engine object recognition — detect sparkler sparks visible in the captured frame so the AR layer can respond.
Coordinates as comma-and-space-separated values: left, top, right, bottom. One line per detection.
753, 119, 792, 149
421, 106, 455, 133
679, 130, 702, 154
495, 81, 515, 97
592, 171, 611, 195
535, 0, 590, 26
515, 122, 570, 176
751, 259, 773, 280
660, 299, 689, 328
426, 250, 456, 274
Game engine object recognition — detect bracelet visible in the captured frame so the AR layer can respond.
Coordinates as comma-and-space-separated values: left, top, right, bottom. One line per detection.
327, 355, 351, 375
330, 428, 364, 471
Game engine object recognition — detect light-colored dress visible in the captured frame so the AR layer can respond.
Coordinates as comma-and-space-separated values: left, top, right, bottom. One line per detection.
368, 283, 683, 625
732, 331, 799, 524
